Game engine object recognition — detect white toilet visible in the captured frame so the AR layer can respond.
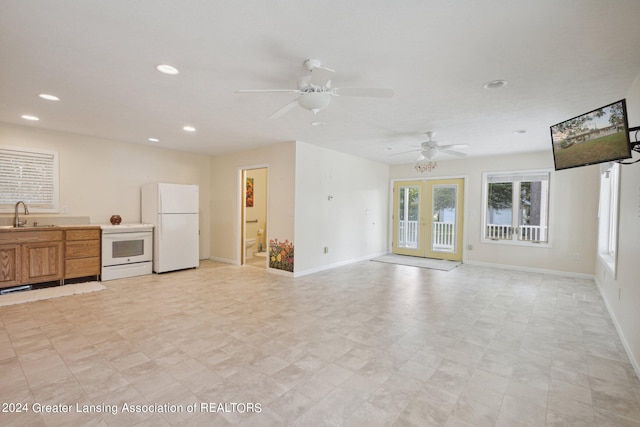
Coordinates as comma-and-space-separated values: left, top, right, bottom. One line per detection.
245, 238, 256, 256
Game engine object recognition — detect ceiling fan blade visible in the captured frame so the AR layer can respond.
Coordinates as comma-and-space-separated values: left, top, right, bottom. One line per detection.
390, 148, 421, 156
236, 89, 301, 94
316, 66, 335, 73
440, 149, 467, 157
268, 99, 300, 119
437, 144, 470, 150
332, 87, 394, 98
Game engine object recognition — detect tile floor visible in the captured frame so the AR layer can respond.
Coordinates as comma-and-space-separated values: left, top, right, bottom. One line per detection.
1, 260, 639, 426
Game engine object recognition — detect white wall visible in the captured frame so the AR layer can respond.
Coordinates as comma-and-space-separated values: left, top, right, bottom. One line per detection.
595, 72, 640, 374
390, 150, 600, 276
210, 142, 296, 265
0, 123, 211, 258
294, 141, 389, 275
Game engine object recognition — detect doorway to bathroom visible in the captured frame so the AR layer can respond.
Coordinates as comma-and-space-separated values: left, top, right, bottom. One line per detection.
241, 167, 268, 268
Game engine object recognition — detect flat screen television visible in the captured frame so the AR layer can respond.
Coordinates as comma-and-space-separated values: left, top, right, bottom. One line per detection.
550, 99, 631, 171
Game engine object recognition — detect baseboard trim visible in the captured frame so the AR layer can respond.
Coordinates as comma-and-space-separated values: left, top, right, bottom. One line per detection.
267, 267, 294, 277
293, 252, 387, 278
209, 256, 238, 265
463, 260, 595, 280
593, 276, 640, 379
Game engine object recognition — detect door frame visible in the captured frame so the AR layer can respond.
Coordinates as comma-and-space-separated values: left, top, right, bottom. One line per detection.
238, 164, 270, 266
389, 175, 468, 262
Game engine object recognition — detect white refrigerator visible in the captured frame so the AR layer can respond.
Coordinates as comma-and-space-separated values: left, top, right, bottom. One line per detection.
141, 183, 199, 273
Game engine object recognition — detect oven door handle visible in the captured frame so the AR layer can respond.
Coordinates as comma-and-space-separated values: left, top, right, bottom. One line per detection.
103, 231, 152, 240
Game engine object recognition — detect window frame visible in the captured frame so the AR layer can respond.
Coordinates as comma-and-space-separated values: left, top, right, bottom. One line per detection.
0, 146, 60, 213
481, 169, 553, 247
597, 162, 621, 278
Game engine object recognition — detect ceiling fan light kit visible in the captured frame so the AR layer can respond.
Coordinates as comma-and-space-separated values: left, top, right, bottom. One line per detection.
297, 92, 332, 114
415, 161, 437, 173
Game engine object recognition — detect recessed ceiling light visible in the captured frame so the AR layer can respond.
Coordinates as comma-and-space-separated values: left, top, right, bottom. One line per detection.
182, 125, 196, 132
156, 64, 180, 75
513, 130, 527, 135
21, 114, 39, 121
38, 93, 60, 101
148, 137, 160, 142
310, 121, 325, 126
483, 80, 508, 89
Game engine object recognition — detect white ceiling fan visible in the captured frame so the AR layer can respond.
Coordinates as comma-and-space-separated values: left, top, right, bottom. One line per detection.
236, 59, 394, 119
393, 132, 469, 160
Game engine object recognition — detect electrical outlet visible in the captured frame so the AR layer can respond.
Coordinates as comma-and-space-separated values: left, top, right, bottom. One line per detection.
572, 252, 580, 261
323, 247, 329, 254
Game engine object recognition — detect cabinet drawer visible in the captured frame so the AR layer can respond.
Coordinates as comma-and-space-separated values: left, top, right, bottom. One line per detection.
65, 257, 100, 279
0, 230, 63, 244
66, 229, 101, 241
66, 240, 100, 258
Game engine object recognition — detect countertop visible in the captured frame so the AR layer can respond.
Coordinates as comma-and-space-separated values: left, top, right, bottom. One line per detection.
0, 224, 101, 233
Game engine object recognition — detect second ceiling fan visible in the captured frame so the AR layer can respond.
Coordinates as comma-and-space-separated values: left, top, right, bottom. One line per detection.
394, 132, 470, 161
237, 59, 394, 119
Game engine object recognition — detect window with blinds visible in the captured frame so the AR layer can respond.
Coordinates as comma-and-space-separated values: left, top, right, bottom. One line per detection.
0, 147, 59, 212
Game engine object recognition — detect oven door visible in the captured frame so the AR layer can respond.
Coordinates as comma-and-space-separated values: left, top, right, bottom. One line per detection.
102, 231, 152, 266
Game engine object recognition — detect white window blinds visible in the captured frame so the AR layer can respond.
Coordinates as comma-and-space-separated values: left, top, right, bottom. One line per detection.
485, 172, 550, 183
0, 147, 59, 211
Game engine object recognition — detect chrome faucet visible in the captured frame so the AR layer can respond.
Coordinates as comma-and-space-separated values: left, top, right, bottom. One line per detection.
14, 201, 30, 227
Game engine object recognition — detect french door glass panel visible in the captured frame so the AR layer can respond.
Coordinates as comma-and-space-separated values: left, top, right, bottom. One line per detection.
430, 184, 457, 254
398, 185, 420, 249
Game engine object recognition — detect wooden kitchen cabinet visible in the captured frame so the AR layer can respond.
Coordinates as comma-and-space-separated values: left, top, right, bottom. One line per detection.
0, 229, 65, 287
0, 226, 100, 290
0, 244, 22, 287
21, 241, 64, 284
64, 228, 100, 280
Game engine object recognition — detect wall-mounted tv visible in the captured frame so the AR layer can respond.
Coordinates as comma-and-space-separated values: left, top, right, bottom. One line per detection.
550, 99, 631, 171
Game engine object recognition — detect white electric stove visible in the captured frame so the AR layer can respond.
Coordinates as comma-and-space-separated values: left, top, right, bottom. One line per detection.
100, 223, 154, 281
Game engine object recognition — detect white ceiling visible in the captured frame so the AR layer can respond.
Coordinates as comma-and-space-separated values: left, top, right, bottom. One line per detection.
2, 0, 640, 164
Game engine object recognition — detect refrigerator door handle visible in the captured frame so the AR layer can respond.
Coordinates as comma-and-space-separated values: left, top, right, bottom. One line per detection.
158, 215, 162, 241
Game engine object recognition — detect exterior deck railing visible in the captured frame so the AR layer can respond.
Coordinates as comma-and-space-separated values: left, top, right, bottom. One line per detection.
399, 221, 546, 249
398, 220, 455, 250
486, 224, 546, 241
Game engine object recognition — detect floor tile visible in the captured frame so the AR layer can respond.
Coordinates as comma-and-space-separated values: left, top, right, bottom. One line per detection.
1, 260, 638, 426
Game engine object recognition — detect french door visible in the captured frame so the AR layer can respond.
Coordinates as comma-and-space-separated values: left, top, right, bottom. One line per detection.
392, 178, 464, 261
